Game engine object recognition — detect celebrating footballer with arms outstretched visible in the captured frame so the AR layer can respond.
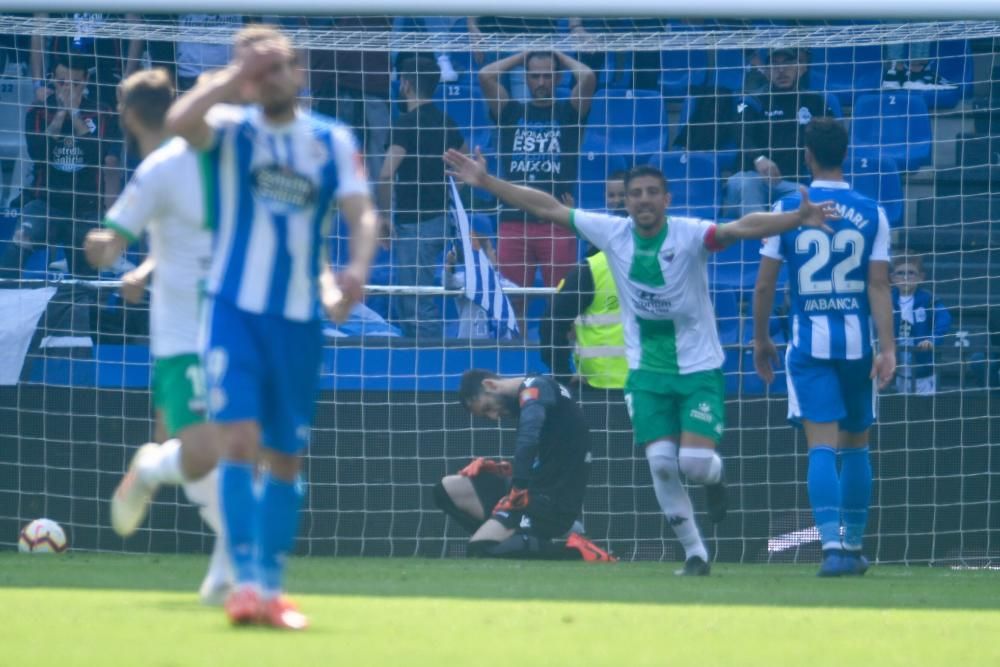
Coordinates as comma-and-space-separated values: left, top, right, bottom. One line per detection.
445, 147, 837, 575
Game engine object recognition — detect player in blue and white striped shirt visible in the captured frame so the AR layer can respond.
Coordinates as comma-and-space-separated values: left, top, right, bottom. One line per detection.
753, 118, 896, 577
167, 25, 377, 629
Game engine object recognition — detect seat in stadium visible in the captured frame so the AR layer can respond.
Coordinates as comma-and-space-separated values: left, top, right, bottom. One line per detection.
435, 82, 496, 151
582, 89, 667, 159
808, 44, 884, 105
713, 288, 741, 345
850, 91, 932, 171
652, 151, 718, 219
578, 151, 630, 212
845, 150, 904, 227
0, 76, 34, 206
660, 49, 708, 98
714, 48, 747, 93
708, 233, 789, 293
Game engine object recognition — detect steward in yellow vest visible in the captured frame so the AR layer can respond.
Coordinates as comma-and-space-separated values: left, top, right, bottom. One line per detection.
540, 250, 627, 389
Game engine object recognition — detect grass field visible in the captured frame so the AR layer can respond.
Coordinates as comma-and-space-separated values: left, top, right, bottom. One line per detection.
1, 553, 998, 667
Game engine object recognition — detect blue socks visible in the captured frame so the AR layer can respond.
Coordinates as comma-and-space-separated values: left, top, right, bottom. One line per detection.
807, 446, 842, 553
257, 474, 303, 596
839, 447, 872, 552
219, 460, 304, 595
219, 460, 257, 585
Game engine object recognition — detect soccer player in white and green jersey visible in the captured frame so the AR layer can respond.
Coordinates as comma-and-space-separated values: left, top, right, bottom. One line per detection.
84, 69, 229, 602
445, 149, 837, 575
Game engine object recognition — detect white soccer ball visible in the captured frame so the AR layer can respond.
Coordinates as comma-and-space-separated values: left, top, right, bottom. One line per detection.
18, 518, 68, 554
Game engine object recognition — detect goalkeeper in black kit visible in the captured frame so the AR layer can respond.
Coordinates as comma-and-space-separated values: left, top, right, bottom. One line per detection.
434, 369, 615, 561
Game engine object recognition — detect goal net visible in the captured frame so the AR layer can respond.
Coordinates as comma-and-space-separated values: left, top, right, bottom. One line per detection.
0, 12, 997, 565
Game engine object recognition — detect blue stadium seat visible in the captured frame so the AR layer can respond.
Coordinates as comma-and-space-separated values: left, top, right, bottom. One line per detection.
850, 91, 932, 171
808, 45, 884, 105
845, 150, 904, 227
651, 151, 718, 219
824, 91, 844, 119
435, 83, 496, 151
583, 89, 666, 160
660, 49, 708, 97
578, 151, 630, 211
707, 232, 789, 292
713, 288, 741, 345
675, 94, 739, 171
714, 49, 748, 93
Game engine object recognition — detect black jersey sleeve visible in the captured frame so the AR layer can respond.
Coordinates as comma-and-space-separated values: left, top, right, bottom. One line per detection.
511, 377, 558, 487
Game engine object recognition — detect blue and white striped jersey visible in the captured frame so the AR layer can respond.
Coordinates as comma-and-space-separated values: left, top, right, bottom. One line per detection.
761, 180, 890, 360
201, 105, 369, 321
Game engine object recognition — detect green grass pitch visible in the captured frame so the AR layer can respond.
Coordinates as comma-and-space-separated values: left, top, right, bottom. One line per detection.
1, 552, 998, 667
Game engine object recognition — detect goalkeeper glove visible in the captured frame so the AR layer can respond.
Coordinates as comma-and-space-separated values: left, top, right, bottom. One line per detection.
493, 487, 530, 513
458, 457, 512, 478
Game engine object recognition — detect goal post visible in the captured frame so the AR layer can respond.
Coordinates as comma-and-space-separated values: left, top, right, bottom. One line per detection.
0, 11, 997, 566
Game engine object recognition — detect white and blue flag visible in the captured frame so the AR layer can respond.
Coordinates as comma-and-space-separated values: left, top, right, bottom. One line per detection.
449, 178, 519, 338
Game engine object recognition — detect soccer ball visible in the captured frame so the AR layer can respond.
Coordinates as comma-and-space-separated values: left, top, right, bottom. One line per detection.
18, 518, 68, 553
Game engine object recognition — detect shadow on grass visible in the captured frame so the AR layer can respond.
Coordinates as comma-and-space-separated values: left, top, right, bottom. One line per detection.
1, 552, 998, 611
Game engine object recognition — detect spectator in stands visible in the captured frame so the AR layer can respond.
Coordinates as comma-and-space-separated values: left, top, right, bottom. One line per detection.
605, 170, 627, 217
443, 228, 518, 340
540, 174, 627, 389
377, 54, 466, 339
31, 12, 144, 108
312, 16, 393, 180
723, 47, 835, 217
0, 54, 118, 279
882, 44, 957, 90
891, 252, 953, 395
393, 17, 461, 83
467, 17, 561, 100
174, 14, 244, 91
480, 50, 596, 331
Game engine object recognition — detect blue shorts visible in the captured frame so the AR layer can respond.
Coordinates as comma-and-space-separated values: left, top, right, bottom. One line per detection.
785, 346, 876, 433
203, 297, 324, 453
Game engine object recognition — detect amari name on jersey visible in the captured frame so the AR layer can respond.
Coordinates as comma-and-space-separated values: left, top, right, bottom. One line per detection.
762, 180, 891, 360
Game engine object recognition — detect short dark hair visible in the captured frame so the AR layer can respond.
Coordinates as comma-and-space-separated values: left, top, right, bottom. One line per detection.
120, 68, 174, 130
525, 51, 556, 70
457, 369, 499, 408
623, 165, 668, 192
608, 170, 627, 182
53, 53, 93, 77
397, 54, 441, 99
804, 117, 848, 169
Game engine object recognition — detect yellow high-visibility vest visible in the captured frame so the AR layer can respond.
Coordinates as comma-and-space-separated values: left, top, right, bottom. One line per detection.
573, 252, 627, 389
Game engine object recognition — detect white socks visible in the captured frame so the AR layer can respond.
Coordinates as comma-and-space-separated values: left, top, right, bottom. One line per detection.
138, 438, 184, 486
679, 448, 723, 486
183, 468, 221, 533
645, 440, 708, 562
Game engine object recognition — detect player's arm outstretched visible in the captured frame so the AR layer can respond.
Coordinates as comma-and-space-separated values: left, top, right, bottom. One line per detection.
444, 147, 572, 228
868, 259, 897, 388
714, 186, 836, 248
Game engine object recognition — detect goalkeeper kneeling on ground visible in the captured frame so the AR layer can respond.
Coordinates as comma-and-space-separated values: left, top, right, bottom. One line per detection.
434, 369, 615, 562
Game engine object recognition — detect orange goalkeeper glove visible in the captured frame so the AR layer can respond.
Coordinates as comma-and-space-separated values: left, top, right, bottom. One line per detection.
458, 457, 513, 478
493, 487, 530, 514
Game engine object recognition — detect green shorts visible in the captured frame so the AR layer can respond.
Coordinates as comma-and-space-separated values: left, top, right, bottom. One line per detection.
152, 354, 207, 438
624, 368, 726, 447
